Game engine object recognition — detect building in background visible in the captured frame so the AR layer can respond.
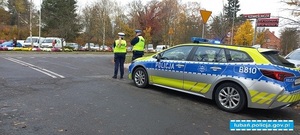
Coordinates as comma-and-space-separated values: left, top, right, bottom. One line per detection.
262, 29, 281, 50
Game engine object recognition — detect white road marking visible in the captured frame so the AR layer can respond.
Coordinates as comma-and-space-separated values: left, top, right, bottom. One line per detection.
5, 58, 65, 78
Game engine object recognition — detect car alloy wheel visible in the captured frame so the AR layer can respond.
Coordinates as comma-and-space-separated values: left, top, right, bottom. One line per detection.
214, 83, 246, 112
133, 67, 148, 88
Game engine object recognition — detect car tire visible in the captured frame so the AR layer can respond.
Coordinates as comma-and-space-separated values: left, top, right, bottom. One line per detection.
133, 67, 149, 88
214, 82, 246, 113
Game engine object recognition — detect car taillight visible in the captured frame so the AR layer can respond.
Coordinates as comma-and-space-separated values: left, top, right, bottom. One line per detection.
260, 69, 294, 81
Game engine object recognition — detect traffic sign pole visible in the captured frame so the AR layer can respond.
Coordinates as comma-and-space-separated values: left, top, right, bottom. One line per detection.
202, 24, 205, 38
200, 10, 212, 38
253, 18, 258, 45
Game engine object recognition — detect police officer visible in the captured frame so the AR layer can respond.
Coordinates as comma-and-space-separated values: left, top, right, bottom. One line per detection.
131, 29, 145, 61
112, 32, 127, 79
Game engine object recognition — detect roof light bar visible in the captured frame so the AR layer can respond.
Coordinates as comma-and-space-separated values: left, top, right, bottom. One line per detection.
191, 37, 221, 44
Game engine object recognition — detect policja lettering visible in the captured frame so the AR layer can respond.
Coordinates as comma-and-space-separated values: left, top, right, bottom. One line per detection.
155, 62, 175, 70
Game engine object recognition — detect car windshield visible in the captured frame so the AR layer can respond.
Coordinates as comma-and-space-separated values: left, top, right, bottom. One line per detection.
85, 43, 94, 47
148, 44, 153, 48
43, 39, 54, 43
25, 38, 39, 43
286, 50, 300, 60
2, 41, 12, 45
66, 43, 74, 47
261, 51, 295, 68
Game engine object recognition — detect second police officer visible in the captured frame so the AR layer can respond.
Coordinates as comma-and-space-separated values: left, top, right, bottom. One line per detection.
112, 32, 127, 79
130, 29, 145, 61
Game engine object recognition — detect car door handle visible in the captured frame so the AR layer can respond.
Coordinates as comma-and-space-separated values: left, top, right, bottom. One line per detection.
176, 64, 185, 68
210, 67, 222, 71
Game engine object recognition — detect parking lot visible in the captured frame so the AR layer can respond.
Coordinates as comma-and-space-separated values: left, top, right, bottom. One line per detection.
0, 52, 299, 135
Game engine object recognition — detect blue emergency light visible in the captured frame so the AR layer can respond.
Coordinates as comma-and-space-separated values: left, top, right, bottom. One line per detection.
191, 37, 221, 44
208, 39, 221, 44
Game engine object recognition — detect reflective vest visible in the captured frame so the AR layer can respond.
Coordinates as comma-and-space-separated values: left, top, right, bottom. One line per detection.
114, 39, 127, 53
132, 36, 145, 51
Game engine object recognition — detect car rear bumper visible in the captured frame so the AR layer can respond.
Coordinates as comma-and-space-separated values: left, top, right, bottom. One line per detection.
248, 89, 300, 109
269, 91, 300, 109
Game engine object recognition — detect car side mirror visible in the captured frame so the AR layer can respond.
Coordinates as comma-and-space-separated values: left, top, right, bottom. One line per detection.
156, 53, 162, 62
285, 56, 290, 59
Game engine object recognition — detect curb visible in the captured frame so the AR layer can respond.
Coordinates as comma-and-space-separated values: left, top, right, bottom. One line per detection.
124, 63, 130, 69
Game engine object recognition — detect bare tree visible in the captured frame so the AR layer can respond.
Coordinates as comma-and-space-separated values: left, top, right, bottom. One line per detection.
178, 1, 203, 43
280, 27, 299, 55
209, 13, 231, 43
280, 0, 300, 27
94, 0, 114, 46
127, 0, 144, 30
81, 6, 97, 50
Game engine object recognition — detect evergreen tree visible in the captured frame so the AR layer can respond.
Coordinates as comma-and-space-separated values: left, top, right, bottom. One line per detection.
41, 0, 81, 41
224, 0, 240, 20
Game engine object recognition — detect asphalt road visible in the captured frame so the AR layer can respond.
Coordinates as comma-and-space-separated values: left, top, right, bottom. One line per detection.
0, 52, 299, 135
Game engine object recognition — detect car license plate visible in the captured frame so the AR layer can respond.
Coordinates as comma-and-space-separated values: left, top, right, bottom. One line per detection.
295, 78, 300, 85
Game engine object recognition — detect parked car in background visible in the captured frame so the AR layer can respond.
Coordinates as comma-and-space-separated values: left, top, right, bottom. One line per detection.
82, 43, 95, 51
41, 37, 65, 48
285, 48, 300, 68
146, 44, 155, 52
23, 36, 45, 48
0, 41, 22, 47
156, 45, 169, 52
65, 43, 79, 51
100, 45, 112, 51
0, 41, 23, 51
0, 40, 6, 45
17, 40, 25, 47
91, 44, 100, 51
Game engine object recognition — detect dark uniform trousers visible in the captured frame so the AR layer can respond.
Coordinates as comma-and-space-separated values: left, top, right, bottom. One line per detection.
132, 51, 144, 61
114, 53, 126, 78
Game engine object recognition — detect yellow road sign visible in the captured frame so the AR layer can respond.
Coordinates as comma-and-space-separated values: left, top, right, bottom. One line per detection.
168, 28, 174, 35
200, 10, 212, 24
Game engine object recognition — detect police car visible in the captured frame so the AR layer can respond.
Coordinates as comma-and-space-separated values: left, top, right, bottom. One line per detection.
128, 37, 300, 112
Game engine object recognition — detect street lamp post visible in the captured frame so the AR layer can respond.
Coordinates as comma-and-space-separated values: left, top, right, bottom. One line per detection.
230, 0, 237, 45
12, 6, 20, 38
30, 0, 33, 47
39, 0, 42, 47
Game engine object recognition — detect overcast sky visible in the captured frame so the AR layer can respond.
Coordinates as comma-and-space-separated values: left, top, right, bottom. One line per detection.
33, 0, 291, 36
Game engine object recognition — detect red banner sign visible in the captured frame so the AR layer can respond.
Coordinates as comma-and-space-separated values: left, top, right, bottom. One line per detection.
243, 13, 271, 19
257, 18, 279, 27
257, 18, 279, 23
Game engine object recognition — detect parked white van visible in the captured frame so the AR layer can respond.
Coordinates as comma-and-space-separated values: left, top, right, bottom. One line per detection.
146, 44, 155, 52
23, 36, 45, 48
156, 45, 169, 52
41, 37, 65, 48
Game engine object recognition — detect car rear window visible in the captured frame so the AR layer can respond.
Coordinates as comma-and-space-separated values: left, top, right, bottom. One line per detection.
261, 51, 295, 68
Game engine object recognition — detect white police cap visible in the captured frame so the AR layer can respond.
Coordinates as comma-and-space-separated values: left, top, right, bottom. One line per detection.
118, 32, 125, 36
135, 30, 142, 33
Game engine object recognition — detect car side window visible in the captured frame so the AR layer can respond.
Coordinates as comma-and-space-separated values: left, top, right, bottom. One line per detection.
227, 50, 253, 62
193, 46, 226, 63
160, 46, 193, 61
57, 39, 61, 44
